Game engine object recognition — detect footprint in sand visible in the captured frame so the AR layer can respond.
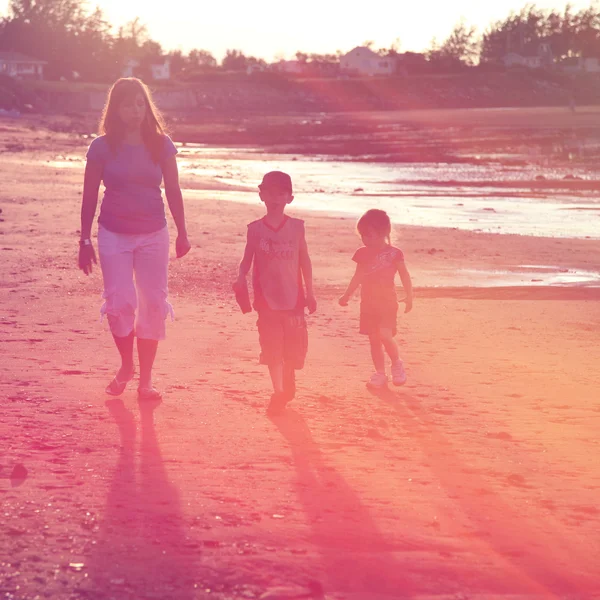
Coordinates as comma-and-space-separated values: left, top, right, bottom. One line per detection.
571, 505, 599, 516
486, 431, 513, 441
506, 473, 529, 488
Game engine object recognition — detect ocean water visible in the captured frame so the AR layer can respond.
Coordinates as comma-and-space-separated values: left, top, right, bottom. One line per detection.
176, 145, 600, 240
47, 145, 600, 286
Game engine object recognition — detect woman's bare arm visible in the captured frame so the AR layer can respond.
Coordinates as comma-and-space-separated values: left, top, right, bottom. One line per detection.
78, 159, 102, 274
162, 155, 187, 235
163, 154, 190, 257
80, 159, 102, 240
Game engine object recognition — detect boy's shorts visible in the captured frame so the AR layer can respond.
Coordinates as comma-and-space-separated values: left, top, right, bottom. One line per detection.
359, 303, 398, 337
257, 308, 308, 369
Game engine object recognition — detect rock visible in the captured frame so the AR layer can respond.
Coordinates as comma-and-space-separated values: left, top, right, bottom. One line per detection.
367, 428, 384, 440
10, 463, 28, 482
260, 581, 324, 599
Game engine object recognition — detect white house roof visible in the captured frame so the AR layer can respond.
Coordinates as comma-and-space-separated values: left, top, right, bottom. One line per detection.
124, 57, 170, 67
343, 46, 381, 59
0, 51, 47, 64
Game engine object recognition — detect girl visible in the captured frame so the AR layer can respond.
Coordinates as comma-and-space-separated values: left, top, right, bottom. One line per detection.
78, 77, 191, 400
339, 209, 413, 388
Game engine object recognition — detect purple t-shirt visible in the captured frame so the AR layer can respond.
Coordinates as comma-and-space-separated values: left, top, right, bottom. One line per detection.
86, 135, 178, 234
353, 245, 405, 310
248, 216, 306, 312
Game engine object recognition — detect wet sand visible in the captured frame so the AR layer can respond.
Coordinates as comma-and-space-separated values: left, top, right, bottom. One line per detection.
1, 118, 599, 599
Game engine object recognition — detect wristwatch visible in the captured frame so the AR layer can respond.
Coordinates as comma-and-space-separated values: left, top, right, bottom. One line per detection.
79, 238, 92, 247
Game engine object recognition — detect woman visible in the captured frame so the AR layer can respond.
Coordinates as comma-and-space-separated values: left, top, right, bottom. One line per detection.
78, 77, 191, 400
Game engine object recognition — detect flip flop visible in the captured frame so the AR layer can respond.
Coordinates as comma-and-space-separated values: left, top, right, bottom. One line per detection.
105, 370, 135, 396
137, 387, 162, 401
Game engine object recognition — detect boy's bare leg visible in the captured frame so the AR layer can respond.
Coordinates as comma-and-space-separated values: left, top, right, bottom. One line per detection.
369, 334, 386, 374
381, 329, 400, 363
283, 362, 296, 401
268, 362, 284, 394
267, 362, 288, 415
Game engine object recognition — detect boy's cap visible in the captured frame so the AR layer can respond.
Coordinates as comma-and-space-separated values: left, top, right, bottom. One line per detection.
259, 171, 293, 191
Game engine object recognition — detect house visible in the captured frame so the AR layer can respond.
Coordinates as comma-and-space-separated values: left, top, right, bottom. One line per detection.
121, 58, 171, 80
340, 46, 395, 76
273, 60, 304, 74
503, 51, 539, 68
246, 62, 266, 75
559, 56, 600, 74
503, 41, 554, 69
0, 51, 47, 80
151, 59, 171, 81
122, 58, 139, 78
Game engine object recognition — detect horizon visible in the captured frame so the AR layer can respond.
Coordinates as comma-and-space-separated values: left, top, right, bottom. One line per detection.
0, 0, 593, 61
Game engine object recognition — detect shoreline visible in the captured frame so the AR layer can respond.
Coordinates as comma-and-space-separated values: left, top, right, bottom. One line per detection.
4, 105, 600, 167
3, 122, 600, 244
1, 119, 600, 290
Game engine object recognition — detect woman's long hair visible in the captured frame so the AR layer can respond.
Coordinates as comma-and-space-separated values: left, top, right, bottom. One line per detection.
99, 78, 167, 163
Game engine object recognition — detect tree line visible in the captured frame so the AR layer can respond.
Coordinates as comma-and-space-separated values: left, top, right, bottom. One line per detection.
1, 0, 600, 82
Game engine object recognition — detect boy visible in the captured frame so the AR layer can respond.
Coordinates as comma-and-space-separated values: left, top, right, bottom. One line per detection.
234, 171, 317, 415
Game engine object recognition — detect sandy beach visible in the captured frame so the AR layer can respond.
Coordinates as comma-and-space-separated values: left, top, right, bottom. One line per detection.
1, 116, 599, 600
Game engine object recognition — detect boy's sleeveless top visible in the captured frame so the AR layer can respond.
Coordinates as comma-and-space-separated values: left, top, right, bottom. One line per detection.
86, 135, 178, 234
352, 245, 405, 311
248, 216, 305, 312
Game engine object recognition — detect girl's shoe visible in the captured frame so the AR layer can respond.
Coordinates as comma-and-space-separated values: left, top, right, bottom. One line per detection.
366, 372, 388, 389
391, 360, 407, 386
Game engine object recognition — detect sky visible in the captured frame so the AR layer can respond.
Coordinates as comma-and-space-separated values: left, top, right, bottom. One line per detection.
0, 0, 593, 60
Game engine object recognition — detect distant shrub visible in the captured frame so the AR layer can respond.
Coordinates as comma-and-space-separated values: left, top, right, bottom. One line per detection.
0, 75, 37, 110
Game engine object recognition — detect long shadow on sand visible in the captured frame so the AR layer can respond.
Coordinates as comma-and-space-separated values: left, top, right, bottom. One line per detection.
84, 398, 198, 599
370, 386, 600, 597
271, 408, 418, 598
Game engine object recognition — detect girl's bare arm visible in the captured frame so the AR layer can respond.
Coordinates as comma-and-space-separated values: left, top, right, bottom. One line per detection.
339, 264, 363, 305
397, 262, 413, 312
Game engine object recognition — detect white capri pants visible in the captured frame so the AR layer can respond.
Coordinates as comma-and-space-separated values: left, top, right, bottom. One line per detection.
98, 225, 174, 341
